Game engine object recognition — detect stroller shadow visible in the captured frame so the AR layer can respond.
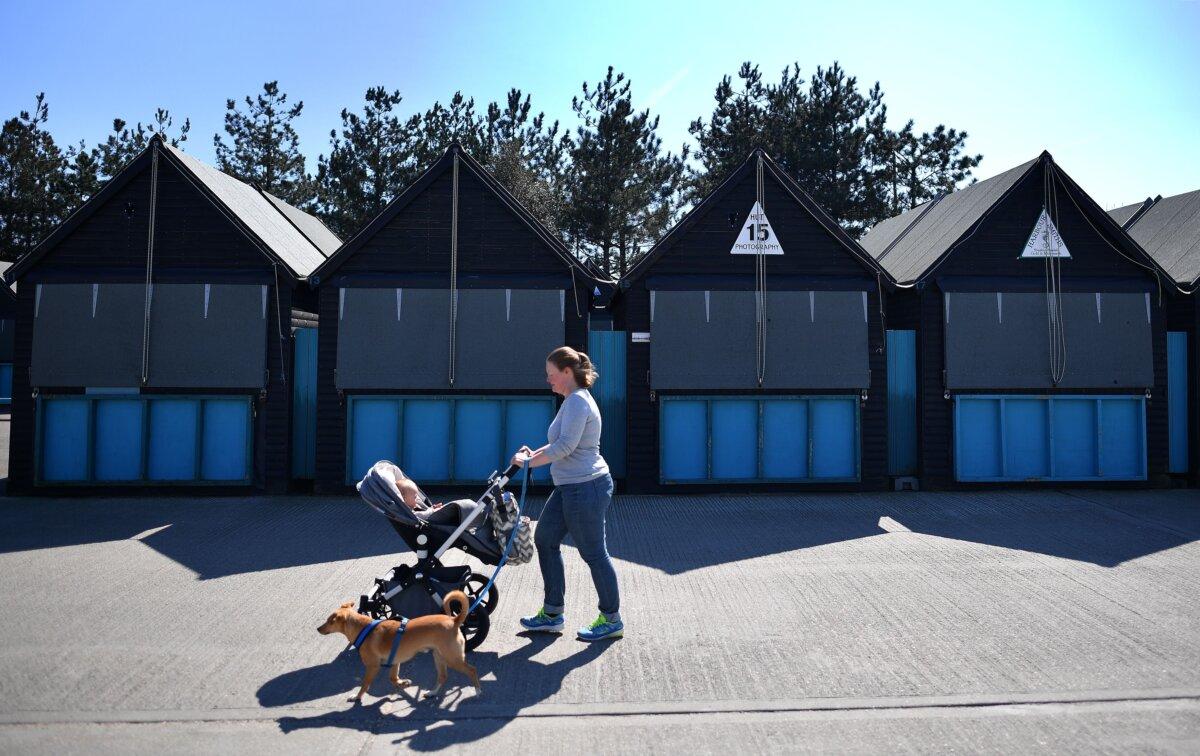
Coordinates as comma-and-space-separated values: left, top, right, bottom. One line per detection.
272, 634, 611, 749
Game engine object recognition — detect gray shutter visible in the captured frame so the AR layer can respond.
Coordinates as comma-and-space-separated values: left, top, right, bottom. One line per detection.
0, 319, 14, 362
944, 292, 1153, 389
335, 287, 450, 389
650, 290, 869, 389
31, 283, 143, 387
453, 289, 564, 389
764, 291, 869, 388
147, 284, 266, 388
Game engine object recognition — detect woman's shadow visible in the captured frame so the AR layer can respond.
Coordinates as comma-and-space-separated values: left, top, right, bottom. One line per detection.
267, 633, 612, 749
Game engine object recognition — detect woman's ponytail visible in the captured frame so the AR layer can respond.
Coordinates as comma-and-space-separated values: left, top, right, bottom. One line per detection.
547, 346, 598, 388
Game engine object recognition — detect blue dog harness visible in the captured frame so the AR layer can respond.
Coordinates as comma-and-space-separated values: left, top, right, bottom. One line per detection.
350, 617, 410, 669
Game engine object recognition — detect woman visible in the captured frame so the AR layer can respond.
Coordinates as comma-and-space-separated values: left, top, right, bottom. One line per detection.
510, 346, 622, 641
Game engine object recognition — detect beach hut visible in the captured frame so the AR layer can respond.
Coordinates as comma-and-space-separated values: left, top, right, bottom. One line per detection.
1111, 189, 1200, 482
307, 143, 607, 491
863, 152, 1170, 488
619, 149, 890, 491
2, 136, 338, 493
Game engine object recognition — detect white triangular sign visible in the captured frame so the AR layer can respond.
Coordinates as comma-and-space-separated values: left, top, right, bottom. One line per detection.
731, 201, 784, 255
1021, 209, 1070, 258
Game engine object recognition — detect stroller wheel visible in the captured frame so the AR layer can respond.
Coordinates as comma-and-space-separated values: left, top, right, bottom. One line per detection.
464, 573, 500, 615
461, 607, 490, 651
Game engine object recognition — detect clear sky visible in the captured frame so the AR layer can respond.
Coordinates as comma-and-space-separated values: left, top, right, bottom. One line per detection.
2, 0, 1197, 210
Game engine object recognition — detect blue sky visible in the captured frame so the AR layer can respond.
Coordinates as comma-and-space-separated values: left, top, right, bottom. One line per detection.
2, 0, 1197, 210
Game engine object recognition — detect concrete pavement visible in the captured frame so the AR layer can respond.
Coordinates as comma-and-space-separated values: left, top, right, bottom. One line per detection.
0, 488, 1198, 753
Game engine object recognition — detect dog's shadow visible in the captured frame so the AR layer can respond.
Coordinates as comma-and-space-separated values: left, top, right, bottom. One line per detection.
270, 634, 613, 749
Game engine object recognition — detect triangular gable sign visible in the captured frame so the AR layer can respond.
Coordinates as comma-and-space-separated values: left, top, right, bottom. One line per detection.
1020, 208, 1070, 258
730, 201, 784, 255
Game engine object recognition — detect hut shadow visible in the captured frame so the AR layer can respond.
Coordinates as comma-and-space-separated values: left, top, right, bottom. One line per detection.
0, 495, 403, 579
599, 491, 1200, 573
272, 634, 612, 750
880, 490, 1200, 568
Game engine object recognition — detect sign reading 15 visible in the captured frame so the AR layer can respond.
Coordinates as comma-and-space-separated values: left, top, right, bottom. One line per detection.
745, 222, 771, 241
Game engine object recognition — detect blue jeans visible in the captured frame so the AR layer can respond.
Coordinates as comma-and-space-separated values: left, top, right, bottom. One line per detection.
535, 473, 619, 617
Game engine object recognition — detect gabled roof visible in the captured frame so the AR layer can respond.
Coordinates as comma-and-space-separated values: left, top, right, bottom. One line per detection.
310, 143, 601, 285
1109, 198, 1154, 230
861, 152, 1165, 287
624, 148, 884, 282
1111, 189, 1200, 288
5, 136, 338, 283
860, 157, 1038, 284
161, 143, 337, 273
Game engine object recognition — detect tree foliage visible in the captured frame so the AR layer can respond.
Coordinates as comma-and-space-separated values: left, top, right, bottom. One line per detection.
214, 81, 308, 204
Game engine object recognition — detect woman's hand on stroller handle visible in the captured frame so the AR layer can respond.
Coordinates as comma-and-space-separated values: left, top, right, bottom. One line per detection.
510, 446, 534, 468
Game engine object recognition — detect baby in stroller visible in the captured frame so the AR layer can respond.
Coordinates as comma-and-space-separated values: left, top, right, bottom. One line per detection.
392, 472, 478, 527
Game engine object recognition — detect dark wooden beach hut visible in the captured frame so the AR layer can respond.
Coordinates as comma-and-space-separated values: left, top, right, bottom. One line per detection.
2, 136, 339, 493
863, 152, 1171, 488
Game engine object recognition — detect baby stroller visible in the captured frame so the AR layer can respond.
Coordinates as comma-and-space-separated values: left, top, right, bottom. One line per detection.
355, 460, 529, 650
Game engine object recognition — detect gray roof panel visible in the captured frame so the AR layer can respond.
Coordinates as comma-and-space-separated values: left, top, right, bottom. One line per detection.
163, 144, 334, 277
1121, 189, 1200, 286
860, 158, 1039, 284
1108, 199, 1149, 229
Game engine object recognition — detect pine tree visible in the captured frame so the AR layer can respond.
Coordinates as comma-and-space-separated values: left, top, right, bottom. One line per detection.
564, 67, 688, 276
689, 61, 982, 233
0, 94, 76, 260
213, 81, 309, 204
73, 109, 190, 202
312, 87, 420, 239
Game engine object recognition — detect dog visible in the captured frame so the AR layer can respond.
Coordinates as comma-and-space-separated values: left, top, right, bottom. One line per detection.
318, 590, 481, 701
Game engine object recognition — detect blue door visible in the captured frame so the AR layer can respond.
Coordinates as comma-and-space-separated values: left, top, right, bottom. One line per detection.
345, 396, 555, 484
291, 328, 318, 478
1168, 331, 1189, 474
588, 330, 626, 477
38, 395, 253, 484
886, 330, 917, 476
954, 395, 1146, 481
0, 363, 12, 404
659, 396, 859, 483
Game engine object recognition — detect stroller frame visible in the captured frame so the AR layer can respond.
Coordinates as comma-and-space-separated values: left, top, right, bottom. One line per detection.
357, 463, 523, 650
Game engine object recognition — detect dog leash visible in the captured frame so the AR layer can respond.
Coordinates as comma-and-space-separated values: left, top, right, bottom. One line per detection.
467, 464, 532, 615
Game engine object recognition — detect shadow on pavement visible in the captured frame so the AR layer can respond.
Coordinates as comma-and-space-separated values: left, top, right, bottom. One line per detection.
0, 496, 402, 579
271, 634, 612, 749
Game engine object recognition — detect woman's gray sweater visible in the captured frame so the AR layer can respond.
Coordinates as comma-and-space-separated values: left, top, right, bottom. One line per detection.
544, 388, 609, 485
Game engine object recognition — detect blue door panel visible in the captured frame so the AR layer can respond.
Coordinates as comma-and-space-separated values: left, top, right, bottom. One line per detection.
1052, 399, 1097, 478
1168, 332, 1188, 474
811, 398, 857, 479
402, 401, 452, 482
956, 398, 1003, 479
661, 396, 858, 483
291, 328, 318, 479
886, 330, 918, 476
1100, 399, 1142, 479
201, 399, 251, 481
0, 363, 12, 403
454, 400, 503, 482
711, 400, 757, 479
148, 399, 198, 481
350, 399, 400, 483
589, 330, 627, 477
1004, 399, 1049, 479
94, 399, 144, 481
661, 400, 708, 481
505, 400, 553, 483
955, 395, 1144, 481
41, 398, 90, 481
762, 400, 808, 479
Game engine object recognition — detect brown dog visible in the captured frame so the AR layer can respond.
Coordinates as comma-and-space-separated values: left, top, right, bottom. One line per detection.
318, 591, 481, 701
